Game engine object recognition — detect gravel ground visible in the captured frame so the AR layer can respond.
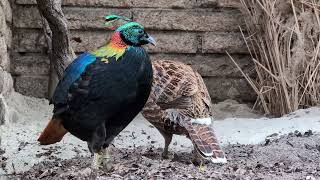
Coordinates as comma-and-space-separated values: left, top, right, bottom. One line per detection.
5, 131, 320, 180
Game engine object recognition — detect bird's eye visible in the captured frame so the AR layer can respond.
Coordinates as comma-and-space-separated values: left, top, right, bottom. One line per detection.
138, 29, 143, 34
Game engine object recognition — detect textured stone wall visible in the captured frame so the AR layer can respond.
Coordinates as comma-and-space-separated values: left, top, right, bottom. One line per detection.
0, 0, 14, 125
11, 0, 256, 102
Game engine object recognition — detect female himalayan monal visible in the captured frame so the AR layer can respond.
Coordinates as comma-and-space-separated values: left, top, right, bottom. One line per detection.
141, 60, 227, 169
38, 15, 155, 169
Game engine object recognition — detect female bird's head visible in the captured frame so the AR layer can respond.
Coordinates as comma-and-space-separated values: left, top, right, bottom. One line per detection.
105, 15, 156, 47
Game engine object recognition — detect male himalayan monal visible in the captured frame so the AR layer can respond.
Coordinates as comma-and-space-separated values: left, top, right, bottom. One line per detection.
38, 15, 155, 169
142, 60, 227, 166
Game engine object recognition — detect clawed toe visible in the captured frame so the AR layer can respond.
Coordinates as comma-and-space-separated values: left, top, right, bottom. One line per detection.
91, 149, 113, 171
161, 152, 170, 159
101, 157, 113, 171
161, 151, 175, 160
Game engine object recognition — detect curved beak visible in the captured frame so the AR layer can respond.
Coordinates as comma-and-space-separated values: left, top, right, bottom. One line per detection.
146, 35, 156, 46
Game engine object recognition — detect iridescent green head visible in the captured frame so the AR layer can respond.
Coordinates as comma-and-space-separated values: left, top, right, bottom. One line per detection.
104, 14, 156, 46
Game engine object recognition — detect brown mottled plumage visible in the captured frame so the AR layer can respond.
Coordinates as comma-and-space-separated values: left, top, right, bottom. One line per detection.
142, 60, 226, 164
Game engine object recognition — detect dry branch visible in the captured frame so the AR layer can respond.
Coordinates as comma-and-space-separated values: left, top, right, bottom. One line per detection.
232, 0, 320, 116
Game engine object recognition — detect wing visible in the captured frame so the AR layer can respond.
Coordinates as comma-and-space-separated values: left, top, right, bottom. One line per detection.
63, 60, 133, 131
143, 60, 212, 124
151, 60, 212, 116
51, 52, 97, 106
152, 60, 199, 109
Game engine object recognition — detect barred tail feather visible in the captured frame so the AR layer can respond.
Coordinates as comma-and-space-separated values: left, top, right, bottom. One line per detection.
186, 121, 227, 164
38, 117, 68, 145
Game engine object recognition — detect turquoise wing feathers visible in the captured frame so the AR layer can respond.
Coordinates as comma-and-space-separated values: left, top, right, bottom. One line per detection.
51, 52, 97, 105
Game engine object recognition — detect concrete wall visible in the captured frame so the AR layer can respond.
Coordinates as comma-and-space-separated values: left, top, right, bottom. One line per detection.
0, 0, 14, 125
11, 0, 256, 102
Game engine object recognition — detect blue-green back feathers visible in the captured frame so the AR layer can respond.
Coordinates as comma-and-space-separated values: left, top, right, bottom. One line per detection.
52, 52, 97, 104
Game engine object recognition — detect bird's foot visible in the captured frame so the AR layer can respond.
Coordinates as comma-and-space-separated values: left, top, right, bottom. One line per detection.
91, 148, 113, 171
101, 152, 113, 172
192, 156, 206, 172
161, 148, 175, 160
91, 152, 103, 170
199, 162, 206, 172
191, 157, 201, 165
161, 151, 173, 160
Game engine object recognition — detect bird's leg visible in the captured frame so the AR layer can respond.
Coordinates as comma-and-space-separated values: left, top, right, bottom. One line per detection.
199, 160, 205, 172
101, 147, 113, 171
158, 130, 173, 159
91, 148, 113, 170
90, 124, 107, 170
192, 149, 206, 172
91, 150, 104, 169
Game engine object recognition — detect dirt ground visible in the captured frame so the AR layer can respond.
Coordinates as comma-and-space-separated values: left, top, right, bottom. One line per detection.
1, 94, 320, 179
4, 130, 319, 180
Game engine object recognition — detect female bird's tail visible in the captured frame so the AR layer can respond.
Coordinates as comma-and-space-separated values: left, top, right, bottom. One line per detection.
185, 119, 227, 163
38, 117, 68, 145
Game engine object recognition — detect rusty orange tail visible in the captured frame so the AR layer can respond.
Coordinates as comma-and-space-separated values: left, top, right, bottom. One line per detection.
38, 117, 68, 145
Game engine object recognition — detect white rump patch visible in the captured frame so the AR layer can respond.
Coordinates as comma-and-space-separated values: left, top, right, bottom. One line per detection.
200, 151, 213, 157
190, 117, 212, 125
211, 157, 227, 164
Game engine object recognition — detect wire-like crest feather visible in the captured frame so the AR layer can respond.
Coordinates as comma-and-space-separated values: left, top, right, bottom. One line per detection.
104, 14, 132, 26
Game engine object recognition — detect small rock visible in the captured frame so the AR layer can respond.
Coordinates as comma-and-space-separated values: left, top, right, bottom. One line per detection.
132, 163, 139, 168
235, 168, 246, 175
294, 130, 302, 137
0, 148, 5, 155
264, 139, 271, 145
267, 133, 279, 137
265, 133, 279, 145
304, 130, 313, 137
173, 141, 177, 146
306, 176, 315, 180
79, 167, 92, 176
38, 169, 53, 179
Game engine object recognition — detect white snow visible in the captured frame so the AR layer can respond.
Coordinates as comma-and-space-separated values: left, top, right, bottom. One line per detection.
214, 107, 320, 145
